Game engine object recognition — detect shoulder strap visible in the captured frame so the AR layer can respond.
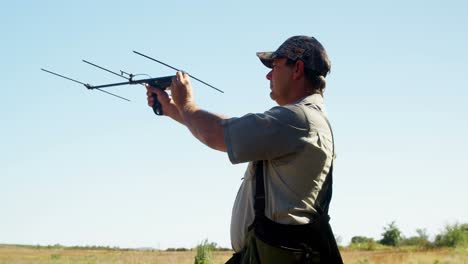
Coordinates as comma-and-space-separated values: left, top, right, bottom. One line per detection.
254, 160, 265, 218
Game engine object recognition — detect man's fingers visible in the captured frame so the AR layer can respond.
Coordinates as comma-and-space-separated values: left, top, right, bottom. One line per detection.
175, 71, 187, 85
177, 71, 190, 86
153, 87, 164, 97
176, 71, 183, 80
145, 84, 171, 106
171, 75, 179, 88
145, 84, 160, 93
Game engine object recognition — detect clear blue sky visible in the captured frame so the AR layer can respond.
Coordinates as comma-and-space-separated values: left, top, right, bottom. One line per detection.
1, 0, 467, 249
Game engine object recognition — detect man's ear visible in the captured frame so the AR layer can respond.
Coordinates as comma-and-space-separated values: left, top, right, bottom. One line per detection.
292, 60, 305, 80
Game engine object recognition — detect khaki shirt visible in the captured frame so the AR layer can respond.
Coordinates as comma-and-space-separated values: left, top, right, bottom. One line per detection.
222, 94, 334, 252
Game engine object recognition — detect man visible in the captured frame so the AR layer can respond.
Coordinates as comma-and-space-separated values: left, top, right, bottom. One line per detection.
146, 36, 342, 263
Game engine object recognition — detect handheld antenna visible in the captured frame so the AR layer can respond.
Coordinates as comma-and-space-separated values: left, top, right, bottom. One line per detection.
41, 68, 130, 102
82, 60, 149, 86
133, 50, 224, 93
81, 60, 170, 116
82, 60, 130, 80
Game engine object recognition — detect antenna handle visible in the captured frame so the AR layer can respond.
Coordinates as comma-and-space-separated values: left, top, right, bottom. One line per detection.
145, 76, 174, 116
152, 93, 163, 116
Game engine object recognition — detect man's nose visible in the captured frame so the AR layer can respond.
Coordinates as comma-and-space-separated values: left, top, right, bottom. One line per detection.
266, 70, 272, 80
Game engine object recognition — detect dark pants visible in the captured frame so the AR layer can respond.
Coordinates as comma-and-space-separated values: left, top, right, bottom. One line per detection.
226, 230, 325, 264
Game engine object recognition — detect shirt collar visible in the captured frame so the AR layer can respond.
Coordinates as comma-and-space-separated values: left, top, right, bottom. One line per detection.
294, 94, 325, 111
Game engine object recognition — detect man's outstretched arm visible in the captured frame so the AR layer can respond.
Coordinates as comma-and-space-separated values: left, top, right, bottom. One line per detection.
146, 72, 228, 152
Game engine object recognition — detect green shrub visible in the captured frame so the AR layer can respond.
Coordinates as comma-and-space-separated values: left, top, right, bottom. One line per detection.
351, 236, 374, 244
400, 228, 431, 248
434, 223, 468, 248
166, 247, 190, 251
194, 239, 213, 264
349, 236, 378, 250
380, 221, 402, 246
50, 254, 61, 260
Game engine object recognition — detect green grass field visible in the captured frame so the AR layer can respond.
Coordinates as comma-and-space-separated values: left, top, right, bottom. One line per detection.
1, 244, 468, 264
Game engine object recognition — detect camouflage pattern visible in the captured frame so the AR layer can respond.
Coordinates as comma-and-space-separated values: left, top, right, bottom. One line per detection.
257, 36, 331, 77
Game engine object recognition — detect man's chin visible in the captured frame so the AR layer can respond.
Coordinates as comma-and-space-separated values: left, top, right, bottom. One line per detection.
270, 93, 281, 105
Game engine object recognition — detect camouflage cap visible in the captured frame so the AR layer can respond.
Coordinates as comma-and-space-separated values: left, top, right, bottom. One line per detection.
257, 36, 331, 77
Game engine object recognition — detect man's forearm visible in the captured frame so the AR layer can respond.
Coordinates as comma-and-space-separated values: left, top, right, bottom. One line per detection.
179, 103, 228, 152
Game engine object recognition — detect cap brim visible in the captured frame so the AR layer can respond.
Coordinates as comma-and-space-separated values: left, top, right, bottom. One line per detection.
256, 52, 274, 68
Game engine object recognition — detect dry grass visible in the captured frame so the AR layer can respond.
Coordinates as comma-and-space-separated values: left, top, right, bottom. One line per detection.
341, 247, 468, 264
1, 245, 468, 264
0, 245, 233, 264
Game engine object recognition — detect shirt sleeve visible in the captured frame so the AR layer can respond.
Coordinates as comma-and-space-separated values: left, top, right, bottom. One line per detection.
222, 104, 309, 164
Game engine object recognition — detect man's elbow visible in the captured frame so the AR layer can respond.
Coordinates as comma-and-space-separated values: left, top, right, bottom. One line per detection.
202, 131, 227, 152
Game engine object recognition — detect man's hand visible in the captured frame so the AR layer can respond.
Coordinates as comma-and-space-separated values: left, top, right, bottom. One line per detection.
146, 71, 227, 152
170, 71, 196, 111
145, 84, 184, 124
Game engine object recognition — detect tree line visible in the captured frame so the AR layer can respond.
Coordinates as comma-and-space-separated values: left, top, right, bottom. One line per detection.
349, 221, 468, 250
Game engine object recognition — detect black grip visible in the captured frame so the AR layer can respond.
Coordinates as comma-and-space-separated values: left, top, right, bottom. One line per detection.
152, 93, 163, 116
146, 76, 174, 116
151, 93, 163, 115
